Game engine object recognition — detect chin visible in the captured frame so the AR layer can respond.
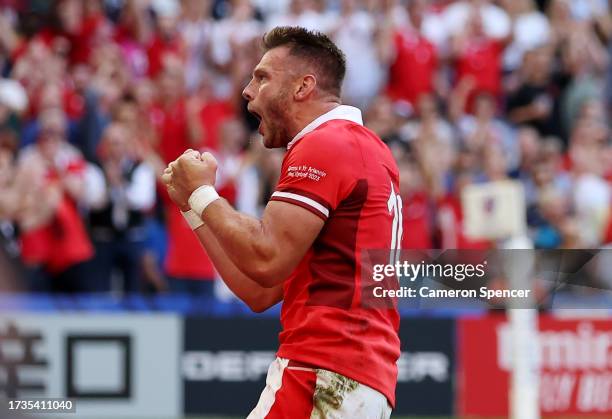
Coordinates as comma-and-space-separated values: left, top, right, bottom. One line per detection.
262, 135, 282, 149
261, 136, 273, 149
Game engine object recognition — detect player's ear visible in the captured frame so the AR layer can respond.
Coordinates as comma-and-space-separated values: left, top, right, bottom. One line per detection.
294, 74, 316, 101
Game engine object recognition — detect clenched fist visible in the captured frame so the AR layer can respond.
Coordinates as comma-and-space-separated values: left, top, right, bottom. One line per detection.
162, 150, 218, 211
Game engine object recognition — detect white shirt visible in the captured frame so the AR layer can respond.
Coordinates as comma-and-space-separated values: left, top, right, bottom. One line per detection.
443, 1, 511, 39
503, 11, 551, 70
180, 18, 212, 92
333, 11, 384, 108
84, 162, 156, 212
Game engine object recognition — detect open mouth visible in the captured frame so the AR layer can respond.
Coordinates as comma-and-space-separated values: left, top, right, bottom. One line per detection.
250, 109, 264, 134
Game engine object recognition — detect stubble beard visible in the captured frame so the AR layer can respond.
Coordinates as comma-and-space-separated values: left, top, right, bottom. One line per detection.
264, 88, 293, 149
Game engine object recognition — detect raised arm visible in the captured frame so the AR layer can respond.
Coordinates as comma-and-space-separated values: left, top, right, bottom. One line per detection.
192, 222, 284, 312
199, 198, 324, 287
163, 150, 323, 304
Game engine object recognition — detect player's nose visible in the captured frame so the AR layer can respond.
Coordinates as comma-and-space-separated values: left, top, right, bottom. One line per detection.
242, 81, 255, 102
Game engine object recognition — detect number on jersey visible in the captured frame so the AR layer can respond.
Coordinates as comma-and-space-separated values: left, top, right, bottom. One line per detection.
387, 182, 403, 266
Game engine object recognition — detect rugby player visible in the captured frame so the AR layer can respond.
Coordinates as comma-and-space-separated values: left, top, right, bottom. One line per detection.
162, 26, 401, 418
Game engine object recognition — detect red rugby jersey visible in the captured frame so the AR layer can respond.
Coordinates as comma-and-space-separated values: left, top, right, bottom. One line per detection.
386, 29, 438, 106
269, 106, 401, 407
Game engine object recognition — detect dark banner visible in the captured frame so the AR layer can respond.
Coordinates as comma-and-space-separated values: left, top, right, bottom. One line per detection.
395, 318, 455, 415
183, 317, 281, 415
183, 316, 456, 416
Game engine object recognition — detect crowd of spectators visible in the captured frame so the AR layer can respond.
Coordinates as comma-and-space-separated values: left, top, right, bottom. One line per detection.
0, 0, 610, 296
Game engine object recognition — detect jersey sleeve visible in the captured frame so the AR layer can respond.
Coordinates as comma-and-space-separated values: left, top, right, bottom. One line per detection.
270, 133, 356, 221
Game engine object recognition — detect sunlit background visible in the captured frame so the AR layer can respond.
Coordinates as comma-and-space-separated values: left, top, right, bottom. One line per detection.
0, 0, 611, 418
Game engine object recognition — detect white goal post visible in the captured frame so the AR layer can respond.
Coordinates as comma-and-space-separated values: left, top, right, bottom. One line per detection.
502, 239, 540, 419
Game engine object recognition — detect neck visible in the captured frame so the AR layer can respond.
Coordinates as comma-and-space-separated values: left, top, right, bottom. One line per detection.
288, 100, 342, 140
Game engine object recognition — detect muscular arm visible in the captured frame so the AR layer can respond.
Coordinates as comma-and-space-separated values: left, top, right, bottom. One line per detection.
192, 222, 284, 312
201, 199, 324, 288
163, 150, 324, 291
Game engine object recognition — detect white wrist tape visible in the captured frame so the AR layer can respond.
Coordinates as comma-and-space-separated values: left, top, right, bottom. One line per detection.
181, 209, 204, 230
188, 185, 220, 217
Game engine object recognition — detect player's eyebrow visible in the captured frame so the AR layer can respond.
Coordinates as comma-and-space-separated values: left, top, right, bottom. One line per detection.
253, 68, 269, 79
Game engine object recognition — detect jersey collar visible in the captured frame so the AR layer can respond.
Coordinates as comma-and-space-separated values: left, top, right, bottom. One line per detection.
286, 105, 363, 150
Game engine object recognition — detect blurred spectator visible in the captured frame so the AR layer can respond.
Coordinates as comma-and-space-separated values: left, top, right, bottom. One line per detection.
566, 0, 610, 23
17, 107, 93, 292
525, 136, 572, 248
481, 141, 510, 181
147, 0, 185, 78
568, 119, 611, 246
209, 0, 262, 99
500, 0, 550, 72
532, 186, 570, 248
330, 0, 384, 109
114, 0, 151, 78
399, 94, 456, 168
383, 0, 439, 109
0, 78, 27, 120
450, 9, 506, 112
235, 136, 286, 217
193, 76, 237, 151
0, 0, 608, 297
364, 95, 405, 146
0, 9, 19, 76
507, 46, 560, 139
179, 0, 213, 92
444, 0, 511, 41
252, 0, 291, 18
558, 25, 609, 138
213, 118, 248, 205
0, 130, 23, 290
456, 92, 516, 171
73, 49, 126, 161
151, 59, 202, 164
398, 155, 434, 249
83, 123, 156, 293
266, 0, 335, 32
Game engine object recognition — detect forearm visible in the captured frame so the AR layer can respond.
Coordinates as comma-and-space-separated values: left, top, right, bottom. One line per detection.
201, 199, 283, 286
192, 222, 283, 312
164, 150, 309, 289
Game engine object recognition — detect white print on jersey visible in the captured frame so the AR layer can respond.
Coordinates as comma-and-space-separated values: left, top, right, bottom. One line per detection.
287, 165, 327, 182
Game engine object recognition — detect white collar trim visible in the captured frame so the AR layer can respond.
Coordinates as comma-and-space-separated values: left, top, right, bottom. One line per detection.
286, 105, 363, 150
